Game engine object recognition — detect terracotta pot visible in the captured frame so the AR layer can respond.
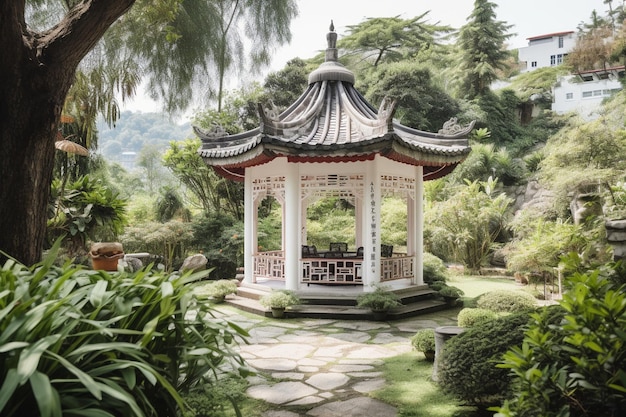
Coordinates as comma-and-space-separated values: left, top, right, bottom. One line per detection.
90, 253, 124, 271
89, 242, 124, 271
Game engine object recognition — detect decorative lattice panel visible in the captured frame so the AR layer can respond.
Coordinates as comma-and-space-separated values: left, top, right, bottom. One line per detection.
302, 258, 363, 284
254, 252, 285, 281
380, 175, 415, 199
253, 176, 285, 203
380, 256, 414, 282
301, 174, 364, 200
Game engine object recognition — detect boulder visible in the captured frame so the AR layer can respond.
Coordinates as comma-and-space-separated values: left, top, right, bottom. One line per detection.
180, 253, 208, 273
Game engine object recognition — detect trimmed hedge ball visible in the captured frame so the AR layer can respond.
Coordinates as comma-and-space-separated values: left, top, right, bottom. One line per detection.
476, 290, 537, 313
457, 308, 499, 327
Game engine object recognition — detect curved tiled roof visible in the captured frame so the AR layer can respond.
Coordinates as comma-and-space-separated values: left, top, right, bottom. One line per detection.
197, 24, 472, 181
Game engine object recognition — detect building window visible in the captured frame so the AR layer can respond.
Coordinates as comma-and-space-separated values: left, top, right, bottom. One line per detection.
531, 61, 537, 68
558, 36, 564, 48
557, 54, 564, 64
582, 91, 593, 98
550, 55, 556, 66
593, 90, 603, 97
566, 92, 574, 100
581, 75, 594, 82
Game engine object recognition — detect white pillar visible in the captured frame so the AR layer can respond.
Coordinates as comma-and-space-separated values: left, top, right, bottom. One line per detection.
407, 197, 415, 256
244, 173, 255, 284
284, 163, 300, 290
414, 166, 424, 285
301, 197, 308, 245
355, 196, 363, 248
362, 157, 381, 290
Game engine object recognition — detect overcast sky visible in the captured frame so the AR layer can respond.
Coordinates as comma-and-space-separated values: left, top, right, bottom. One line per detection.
124, 0, 611, 113
270, 0, 609, 70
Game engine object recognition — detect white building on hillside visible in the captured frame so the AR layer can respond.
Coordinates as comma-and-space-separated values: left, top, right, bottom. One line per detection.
552, 66, 625, 116
518, 31, 576, 73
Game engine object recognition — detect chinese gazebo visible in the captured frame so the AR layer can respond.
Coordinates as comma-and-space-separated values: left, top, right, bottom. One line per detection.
196, 24, 472, 292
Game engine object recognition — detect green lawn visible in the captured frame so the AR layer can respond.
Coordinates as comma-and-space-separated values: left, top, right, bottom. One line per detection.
372, 353, 485, 417
447, 274, 523, 299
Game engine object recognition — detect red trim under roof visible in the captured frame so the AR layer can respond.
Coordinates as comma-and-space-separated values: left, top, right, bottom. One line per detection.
213, 166, 245, 181
287, 154, 376, 164
527, 31, 574, 41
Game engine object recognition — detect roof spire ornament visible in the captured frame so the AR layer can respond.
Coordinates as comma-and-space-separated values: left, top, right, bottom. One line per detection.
326, 20, 338, 61
308, 21, 355, 84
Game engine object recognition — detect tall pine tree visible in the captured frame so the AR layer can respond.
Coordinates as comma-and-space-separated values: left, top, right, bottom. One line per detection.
455, 0, 513, 99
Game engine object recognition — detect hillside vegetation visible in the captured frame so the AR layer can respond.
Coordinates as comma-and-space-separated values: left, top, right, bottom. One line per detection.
54, 3, 626, 283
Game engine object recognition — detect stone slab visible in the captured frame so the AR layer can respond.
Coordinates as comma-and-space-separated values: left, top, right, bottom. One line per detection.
352, 378, 386, 393
305, 372, 350, 390
247, 358, 298, 371
247, 381, 318, 404
307, 397, 397, 417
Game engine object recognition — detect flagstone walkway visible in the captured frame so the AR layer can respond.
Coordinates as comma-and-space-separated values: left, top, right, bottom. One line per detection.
212, 305, 459, 417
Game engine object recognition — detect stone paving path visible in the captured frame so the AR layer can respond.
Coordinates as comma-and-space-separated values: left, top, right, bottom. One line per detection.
213, 306, 459, 417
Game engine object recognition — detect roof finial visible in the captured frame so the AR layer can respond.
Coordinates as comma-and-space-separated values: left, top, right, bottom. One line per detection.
326, 20, 338, 59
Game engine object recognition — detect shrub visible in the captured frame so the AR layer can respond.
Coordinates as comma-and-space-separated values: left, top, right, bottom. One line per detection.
356, 285, 402, 311
429, 281, 446, 291
182, 376, 248, 417
437, 311, 534, 407
259, 290, 300, 309
496, 270, 626, 417
197, 279, 239, 301
423, 252, 449, 284
190, 214, 243, 279
47, 175, 128, 261
122, 220, 194, 271
425, 177, 512, 272
457, 308, 498, 327
476, 289, 537, 313
0, 242, 250, 417
438, 285, 464, 298
411, 329, 436, 353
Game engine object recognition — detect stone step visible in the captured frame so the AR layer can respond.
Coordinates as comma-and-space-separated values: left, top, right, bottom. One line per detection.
224, 293, 450, 321
236, 284, 272, 300
236, 282, 437, 305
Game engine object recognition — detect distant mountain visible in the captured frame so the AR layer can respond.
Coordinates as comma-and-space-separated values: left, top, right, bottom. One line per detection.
97, 111, 193, 170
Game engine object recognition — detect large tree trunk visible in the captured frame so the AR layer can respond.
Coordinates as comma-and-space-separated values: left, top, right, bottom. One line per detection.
0, 0, 135, 265
0, 59, 64, 265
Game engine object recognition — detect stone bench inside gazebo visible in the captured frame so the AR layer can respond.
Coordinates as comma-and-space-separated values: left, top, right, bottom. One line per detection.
196, 23, 473, 319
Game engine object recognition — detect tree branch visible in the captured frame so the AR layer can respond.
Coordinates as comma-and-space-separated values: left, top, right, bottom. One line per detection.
34, 0, 136, 69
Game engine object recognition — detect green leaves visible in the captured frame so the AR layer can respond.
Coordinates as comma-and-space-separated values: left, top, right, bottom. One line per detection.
340, 15, 453, 68
30, 371, 61, 417
0, 248, 248, 417
47, 175, 128, 259
495, 267, 626, 416
426, 177, 512, 271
